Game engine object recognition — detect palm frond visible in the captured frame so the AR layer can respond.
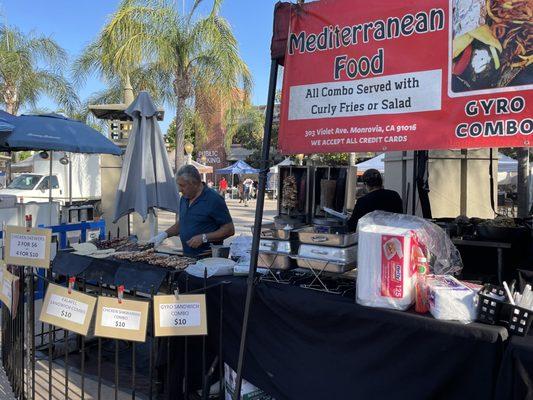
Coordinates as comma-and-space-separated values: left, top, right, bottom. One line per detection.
33, 70, 80, 114
26, 36, 68, 71
0, 24, 75, 115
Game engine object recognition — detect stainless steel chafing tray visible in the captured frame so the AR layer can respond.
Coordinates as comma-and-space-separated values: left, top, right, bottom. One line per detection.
298, 244, 357, 264
291, 255, 356, 273
252, 223, 301, 241
257, 251, 295, 270
259, 239, 292, 254
297, 227, 357, 247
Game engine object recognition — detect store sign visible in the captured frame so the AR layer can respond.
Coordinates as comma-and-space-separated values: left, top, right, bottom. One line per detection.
4, 226, 52, 268
153, 294, 208, 337
197, 150, 221, 165
94, 296, 149, 342
39, 283, 96, 335
278, 0, 532, 154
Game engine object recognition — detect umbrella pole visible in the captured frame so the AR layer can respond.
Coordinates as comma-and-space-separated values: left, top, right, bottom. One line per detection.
150, 210, 157, 238
69, 153, 72, 205
49, 151, 53, 226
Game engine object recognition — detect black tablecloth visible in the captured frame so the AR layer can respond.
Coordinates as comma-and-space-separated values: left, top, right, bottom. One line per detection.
180, 275, 508, 400
496, 335, 533, 400
52, 252, 169, 293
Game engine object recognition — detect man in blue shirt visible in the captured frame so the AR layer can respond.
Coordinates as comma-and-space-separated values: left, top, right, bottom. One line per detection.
148, 165, 234, 256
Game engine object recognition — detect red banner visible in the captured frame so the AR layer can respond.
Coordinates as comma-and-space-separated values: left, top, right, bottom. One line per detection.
278, 0, 533, 154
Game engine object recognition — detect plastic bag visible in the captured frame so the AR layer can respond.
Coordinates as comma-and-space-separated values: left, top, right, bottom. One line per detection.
185, 258, 236, 278
229, 234, 253, 262
356, 211, 463, 310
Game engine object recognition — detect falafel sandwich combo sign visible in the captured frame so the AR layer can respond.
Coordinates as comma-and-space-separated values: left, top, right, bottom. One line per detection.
278, 0, 532, 154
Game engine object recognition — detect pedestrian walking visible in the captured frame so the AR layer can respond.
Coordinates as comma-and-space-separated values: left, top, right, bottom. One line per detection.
243, 177, 254, 206
237, 182, 244, 203
219, 177, 228, 197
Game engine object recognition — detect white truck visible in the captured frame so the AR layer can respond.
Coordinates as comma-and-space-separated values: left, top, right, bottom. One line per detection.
0, 153, 102, 209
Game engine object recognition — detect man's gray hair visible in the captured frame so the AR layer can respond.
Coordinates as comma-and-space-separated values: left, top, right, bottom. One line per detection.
176, 165, 202, 183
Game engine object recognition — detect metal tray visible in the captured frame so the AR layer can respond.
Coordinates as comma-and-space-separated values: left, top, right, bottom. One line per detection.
292, 256, 355, 273
252, 223, 295, 240
259, 240, 292, 254
297, 227, 357, 247
298, 244, 357, 264
258, 252, 295, 270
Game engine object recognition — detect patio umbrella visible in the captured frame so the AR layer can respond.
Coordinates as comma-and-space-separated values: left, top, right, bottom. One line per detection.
190, 159, 213, 174
113, 91, 179, 225
0, 110, 122, 226
0, 111, 122, 155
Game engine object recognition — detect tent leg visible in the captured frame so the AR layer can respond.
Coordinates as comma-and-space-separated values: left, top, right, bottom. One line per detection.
234, 59, 279, 399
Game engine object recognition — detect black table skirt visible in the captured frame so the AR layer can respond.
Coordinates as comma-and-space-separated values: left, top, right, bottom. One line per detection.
496, 335, 533, 400
179, 274, 508, 400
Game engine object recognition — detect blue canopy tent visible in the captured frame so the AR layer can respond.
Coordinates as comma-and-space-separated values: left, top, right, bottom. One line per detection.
0, 111, 122, 224
216, 160, 259, 199
216, 160, 259, 175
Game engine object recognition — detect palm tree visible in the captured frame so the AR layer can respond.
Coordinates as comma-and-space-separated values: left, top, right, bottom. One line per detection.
223, 104, 264, 152
0, 24, 79, 115
74, 0, 252, 170
165, 106, 208, 151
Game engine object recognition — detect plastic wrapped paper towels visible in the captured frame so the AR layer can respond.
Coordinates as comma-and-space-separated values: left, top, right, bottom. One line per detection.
356, 212, 463, 311
357, 225, 419, 310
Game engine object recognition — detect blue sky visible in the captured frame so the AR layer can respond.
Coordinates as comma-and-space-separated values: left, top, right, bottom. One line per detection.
1, 0, 281, 133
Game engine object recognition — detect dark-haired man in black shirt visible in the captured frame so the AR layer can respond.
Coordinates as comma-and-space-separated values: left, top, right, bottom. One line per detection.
347, 168, 403, 231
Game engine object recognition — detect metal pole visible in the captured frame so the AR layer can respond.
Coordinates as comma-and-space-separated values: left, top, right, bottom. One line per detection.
518, 147, 529, 217
411, 150, 418, 215
460, 149, 468, 215
49, 151, 53, 226
69, 153, 72, 205
234, 59, 279, 399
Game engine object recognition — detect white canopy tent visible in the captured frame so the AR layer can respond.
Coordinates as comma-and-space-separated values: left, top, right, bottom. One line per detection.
355, 153, 385, 175
269, 157, 295, 173
268, 158, 296, 197
355, 152, 524, 183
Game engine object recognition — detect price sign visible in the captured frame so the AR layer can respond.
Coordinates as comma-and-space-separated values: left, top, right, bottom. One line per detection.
39, 284, 96, 336
94, 296, 149, 342
153, 294, 207, 337
4, 226, 51, 268
101, 307, 141, 330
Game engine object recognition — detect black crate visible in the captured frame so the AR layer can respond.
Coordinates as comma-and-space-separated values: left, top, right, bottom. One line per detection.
477, 285, 507, 325
508, 305, 533, 336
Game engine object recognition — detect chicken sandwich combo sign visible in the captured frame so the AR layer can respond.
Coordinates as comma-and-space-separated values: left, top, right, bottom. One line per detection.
278, 0, 532, 154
